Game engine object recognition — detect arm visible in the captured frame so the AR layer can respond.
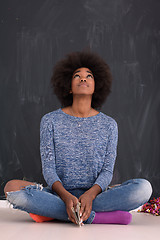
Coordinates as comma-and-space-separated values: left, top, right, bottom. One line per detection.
52, 181, 79, 224
40, 115, 79, 224
40, 115, 62, 187
79, 120, 118, 222
94, 120, 118, 191
79, 184, 101, 222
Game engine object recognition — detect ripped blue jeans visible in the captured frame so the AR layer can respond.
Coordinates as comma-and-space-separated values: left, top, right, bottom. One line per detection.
7, 178, 152, 224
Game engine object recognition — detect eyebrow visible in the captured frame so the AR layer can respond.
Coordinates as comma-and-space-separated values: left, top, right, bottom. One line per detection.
73, 70, 93, 75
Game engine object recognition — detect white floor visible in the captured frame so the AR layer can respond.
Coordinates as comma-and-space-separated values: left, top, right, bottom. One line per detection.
0, 201, 159, 240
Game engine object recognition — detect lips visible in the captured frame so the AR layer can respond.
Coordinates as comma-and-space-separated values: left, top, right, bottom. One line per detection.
79, 83, 88, 86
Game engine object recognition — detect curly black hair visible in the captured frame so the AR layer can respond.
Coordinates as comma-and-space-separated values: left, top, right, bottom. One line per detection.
51, 51, 112, 110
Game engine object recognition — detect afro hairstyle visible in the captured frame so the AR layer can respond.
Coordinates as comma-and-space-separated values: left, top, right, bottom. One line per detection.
51, 51, 113, 110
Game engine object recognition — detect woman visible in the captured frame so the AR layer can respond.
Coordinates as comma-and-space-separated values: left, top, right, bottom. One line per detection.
4, 51, 152, 226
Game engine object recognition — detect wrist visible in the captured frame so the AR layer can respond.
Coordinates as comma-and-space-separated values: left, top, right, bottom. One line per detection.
87, 184, 102, 200
52, 181, 72, 202
89, 191, 97, 200
61, 191, 72, 202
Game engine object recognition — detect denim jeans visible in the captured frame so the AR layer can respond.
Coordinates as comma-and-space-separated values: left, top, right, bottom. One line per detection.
7, 178, 152, 224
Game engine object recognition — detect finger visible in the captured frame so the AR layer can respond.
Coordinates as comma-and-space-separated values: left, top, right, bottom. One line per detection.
70, 215, 77, 225
70, 206, 79, 225
73, 200, 79, 212
82, 211, 90, 222
67, 209, 77, 225
79, 202, 85, 216
69, 216, 77, 225
66, 198, 79, 225
67, 200, 77, 220
81, 206, 92, 222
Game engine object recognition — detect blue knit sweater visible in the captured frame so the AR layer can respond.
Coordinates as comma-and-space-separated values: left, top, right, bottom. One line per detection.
40, 108, 118, 192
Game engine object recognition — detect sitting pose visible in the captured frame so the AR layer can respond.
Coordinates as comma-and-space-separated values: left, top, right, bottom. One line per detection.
4, 51, 152, 225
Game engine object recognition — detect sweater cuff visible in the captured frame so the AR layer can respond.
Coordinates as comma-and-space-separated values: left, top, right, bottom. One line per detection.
93, 181, 107, 192
48, 177, 62, 189
43, 172, 62, 189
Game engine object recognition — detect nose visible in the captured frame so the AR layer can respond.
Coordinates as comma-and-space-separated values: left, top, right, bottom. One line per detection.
80, 79, 86, 82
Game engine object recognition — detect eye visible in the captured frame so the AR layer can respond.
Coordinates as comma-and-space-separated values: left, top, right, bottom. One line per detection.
87, 74, 93, 78
73, 74, 80, 78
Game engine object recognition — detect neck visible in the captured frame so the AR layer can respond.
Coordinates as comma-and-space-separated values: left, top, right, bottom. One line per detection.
71, 96, 92, 117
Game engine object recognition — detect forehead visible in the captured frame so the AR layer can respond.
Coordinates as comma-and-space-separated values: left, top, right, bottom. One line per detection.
73, 67, 93, 75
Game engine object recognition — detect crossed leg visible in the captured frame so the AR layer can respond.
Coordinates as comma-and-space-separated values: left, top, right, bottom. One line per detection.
4, 179, 36, 197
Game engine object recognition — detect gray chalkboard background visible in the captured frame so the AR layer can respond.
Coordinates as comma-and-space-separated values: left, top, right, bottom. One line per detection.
0, 0, 160, 199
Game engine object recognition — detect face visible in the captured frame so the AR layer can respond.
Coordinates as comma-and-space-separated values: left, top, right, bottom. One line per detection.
71, 67, 95, 96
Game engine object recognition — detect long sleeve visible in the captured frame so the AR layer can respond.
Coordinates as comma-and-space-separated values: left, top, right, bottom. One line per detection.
40, 115, 62, 188
94, 120, 118, 192
39, 108, 118, 191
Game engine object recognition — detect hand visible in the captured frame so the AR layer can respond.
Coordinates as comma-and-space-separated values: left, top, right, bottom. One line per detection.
78, 191, 94, 222
63, 194, 79, 225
